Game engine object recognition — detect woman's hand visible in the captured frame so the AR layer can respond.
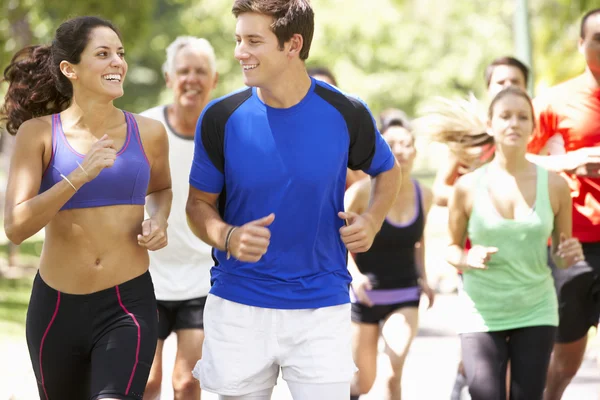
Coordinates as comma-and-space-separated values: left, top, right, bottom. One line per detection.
352, 273, 373, 307
463, 245, 499, 270
137, 215, 168, 251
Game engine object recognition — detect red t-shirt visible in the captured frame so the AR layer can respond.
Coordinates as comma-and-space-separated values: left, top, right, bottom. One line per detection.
529, 74, 600, 243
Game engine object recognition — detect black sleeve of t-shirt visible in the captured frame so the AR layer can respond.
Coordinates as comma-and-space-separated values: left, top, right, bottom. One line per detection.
313, 84, 377, 171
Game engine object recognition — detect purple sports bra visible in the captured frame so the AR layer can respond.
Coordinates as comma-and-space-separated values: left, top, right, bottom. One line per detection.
39, 111, 151, 211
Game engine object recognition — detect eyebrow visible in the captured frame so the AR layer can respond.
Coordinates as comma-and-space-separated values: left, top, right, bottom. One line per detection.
235, 34, 265, 39
94, 45, 124, 50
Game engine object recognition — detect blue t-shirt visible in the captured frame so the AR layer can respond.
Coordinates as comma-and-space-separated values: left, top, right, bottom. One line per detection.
189, 78, 395, 309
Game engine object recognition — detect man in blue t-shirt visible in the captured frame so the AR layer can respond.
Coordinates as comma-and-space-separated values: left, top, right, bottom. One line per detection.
186, 1, 401, 399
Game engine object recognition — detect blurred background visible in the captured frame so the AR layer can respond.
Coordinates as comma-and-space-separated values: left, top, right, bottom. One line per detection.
0, 0, 593, 122
1, 0, 595, 175
0, 1, 599, 398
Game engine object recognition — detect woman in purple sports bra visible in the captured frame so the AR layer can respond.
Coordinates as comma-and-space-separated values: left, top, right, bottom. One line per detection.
1, 16, 172, 400
345, 109, 435, 400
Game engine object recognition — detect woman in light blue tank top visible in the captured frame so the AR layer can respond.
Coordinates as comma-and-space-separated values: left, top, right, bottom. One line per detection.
2, 17, 172, 400
445, 87, 584, 400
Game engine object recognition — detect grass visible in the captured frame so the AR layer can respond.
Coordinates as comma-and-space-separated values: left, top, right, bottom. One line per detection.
0, 276, 32, 336
0, 240, 42, 337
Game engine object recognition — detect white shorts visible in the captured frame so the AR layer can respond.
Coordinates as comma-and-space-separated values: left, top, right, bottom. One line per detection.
192, 294, 356, 397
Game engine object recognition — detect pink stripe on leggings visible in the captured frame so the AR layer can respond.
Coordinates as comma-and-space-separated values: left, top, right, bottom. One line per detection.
115, 285, 141, 395
40, 291, 61, 400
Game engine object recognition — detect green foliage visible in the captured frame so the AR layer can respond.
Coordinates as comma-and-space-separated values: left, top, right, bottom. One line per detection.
530, 0, 593, 93
0, 275, 32, 336
0, 0, 597, 118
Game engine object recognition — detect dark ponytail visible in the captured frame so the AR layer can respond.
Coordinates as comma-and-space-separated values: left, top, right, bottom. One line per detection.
1, 16, 120, 135
1, 45, 70, 135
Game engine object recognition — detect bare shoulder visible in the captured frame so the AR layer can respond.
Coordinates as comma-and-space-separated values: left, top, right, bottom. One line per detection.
14, 116, 52, 148
129, 113, 168, 162
130, 113, 167, 141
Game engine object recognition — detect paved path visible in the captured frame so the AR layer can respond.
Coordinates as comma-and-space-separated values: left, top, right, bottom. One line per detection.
154, 294, 600, 400
1, 296, 599, 399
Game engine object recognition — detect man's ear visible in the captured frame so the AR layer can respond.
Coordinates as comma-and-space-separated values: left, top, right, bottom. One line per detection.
287, 33, 304, 59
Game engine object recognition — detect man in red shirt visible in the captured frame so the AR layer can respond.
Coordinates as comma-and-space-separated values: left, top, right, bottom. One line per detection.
526, 8, 600, 400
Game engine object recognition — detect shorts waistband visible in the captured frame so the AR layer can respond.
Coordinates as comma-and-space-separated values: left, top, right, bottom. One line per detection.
34, 270, 153, 302
350, 286, 421, 305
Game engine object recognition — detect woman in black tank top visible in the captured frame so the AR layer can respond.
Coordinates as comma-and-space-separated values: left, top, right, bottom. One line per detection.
346, 110, 434, 400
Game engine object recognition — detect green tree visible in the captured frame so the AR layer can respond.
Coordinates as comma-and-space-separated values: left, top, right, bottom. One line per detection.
0, 0, 156, 109
1, 0, 597, 117
530, 0, 596, 94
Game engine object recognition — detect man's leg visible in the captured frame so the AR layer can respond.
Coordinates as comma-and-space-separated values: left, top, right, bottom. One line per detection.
287, 381, 349, 400
219, 387, 274, 400
544, 335, 588, 400
173, 329, 204, 399
172, 297, 206, 399
195, 295, 278, 397
280, 304, 355, 400
545, 244, 600, 400
145, 301, 175, 400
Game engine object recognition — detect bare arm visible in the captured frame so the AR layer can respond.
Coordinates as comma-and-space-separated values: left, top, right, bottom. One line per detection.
186, 187, 230, 250
4, 119, 89, 244
416, 184, 435, 306
339, 161, 401, 253
363, 161, 402, 230
433, 154, 461, 207
136, 116, 173, 250
526, 153, 578, 172
343, 178, 374, 305
549, 172, 578, 269
527, 145, 600, 175
343, 178, 370, 281
416, 185, 433, 282
140, 116, 172, 223
446, 176, 470, 271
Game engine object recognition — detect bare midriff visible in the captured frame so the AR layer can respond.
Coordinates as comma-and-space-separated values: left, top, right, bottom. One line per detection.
39, 204, 149, 294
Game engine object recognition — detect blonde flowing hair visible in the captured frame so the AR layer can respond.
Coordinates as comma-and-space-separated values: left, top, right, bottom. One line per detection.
413, 94, 494, 169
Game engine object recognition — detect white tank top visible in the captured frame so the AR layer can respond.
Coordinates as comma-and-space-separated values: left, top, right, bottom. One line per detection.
141, 105, 212, 300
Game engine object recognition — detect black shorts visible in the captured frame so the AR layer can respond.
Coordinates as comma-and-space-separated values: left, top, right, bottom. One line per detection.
157, 296, 206, 340
549, 242, 600, 343
351, 300, 420, 324
26, 271, 158, 400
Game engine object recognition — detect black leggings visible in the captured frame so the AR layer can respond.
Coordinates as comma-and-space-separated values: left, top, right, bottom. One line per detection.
461, 325, 556, 400
26, 271, 158, 400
